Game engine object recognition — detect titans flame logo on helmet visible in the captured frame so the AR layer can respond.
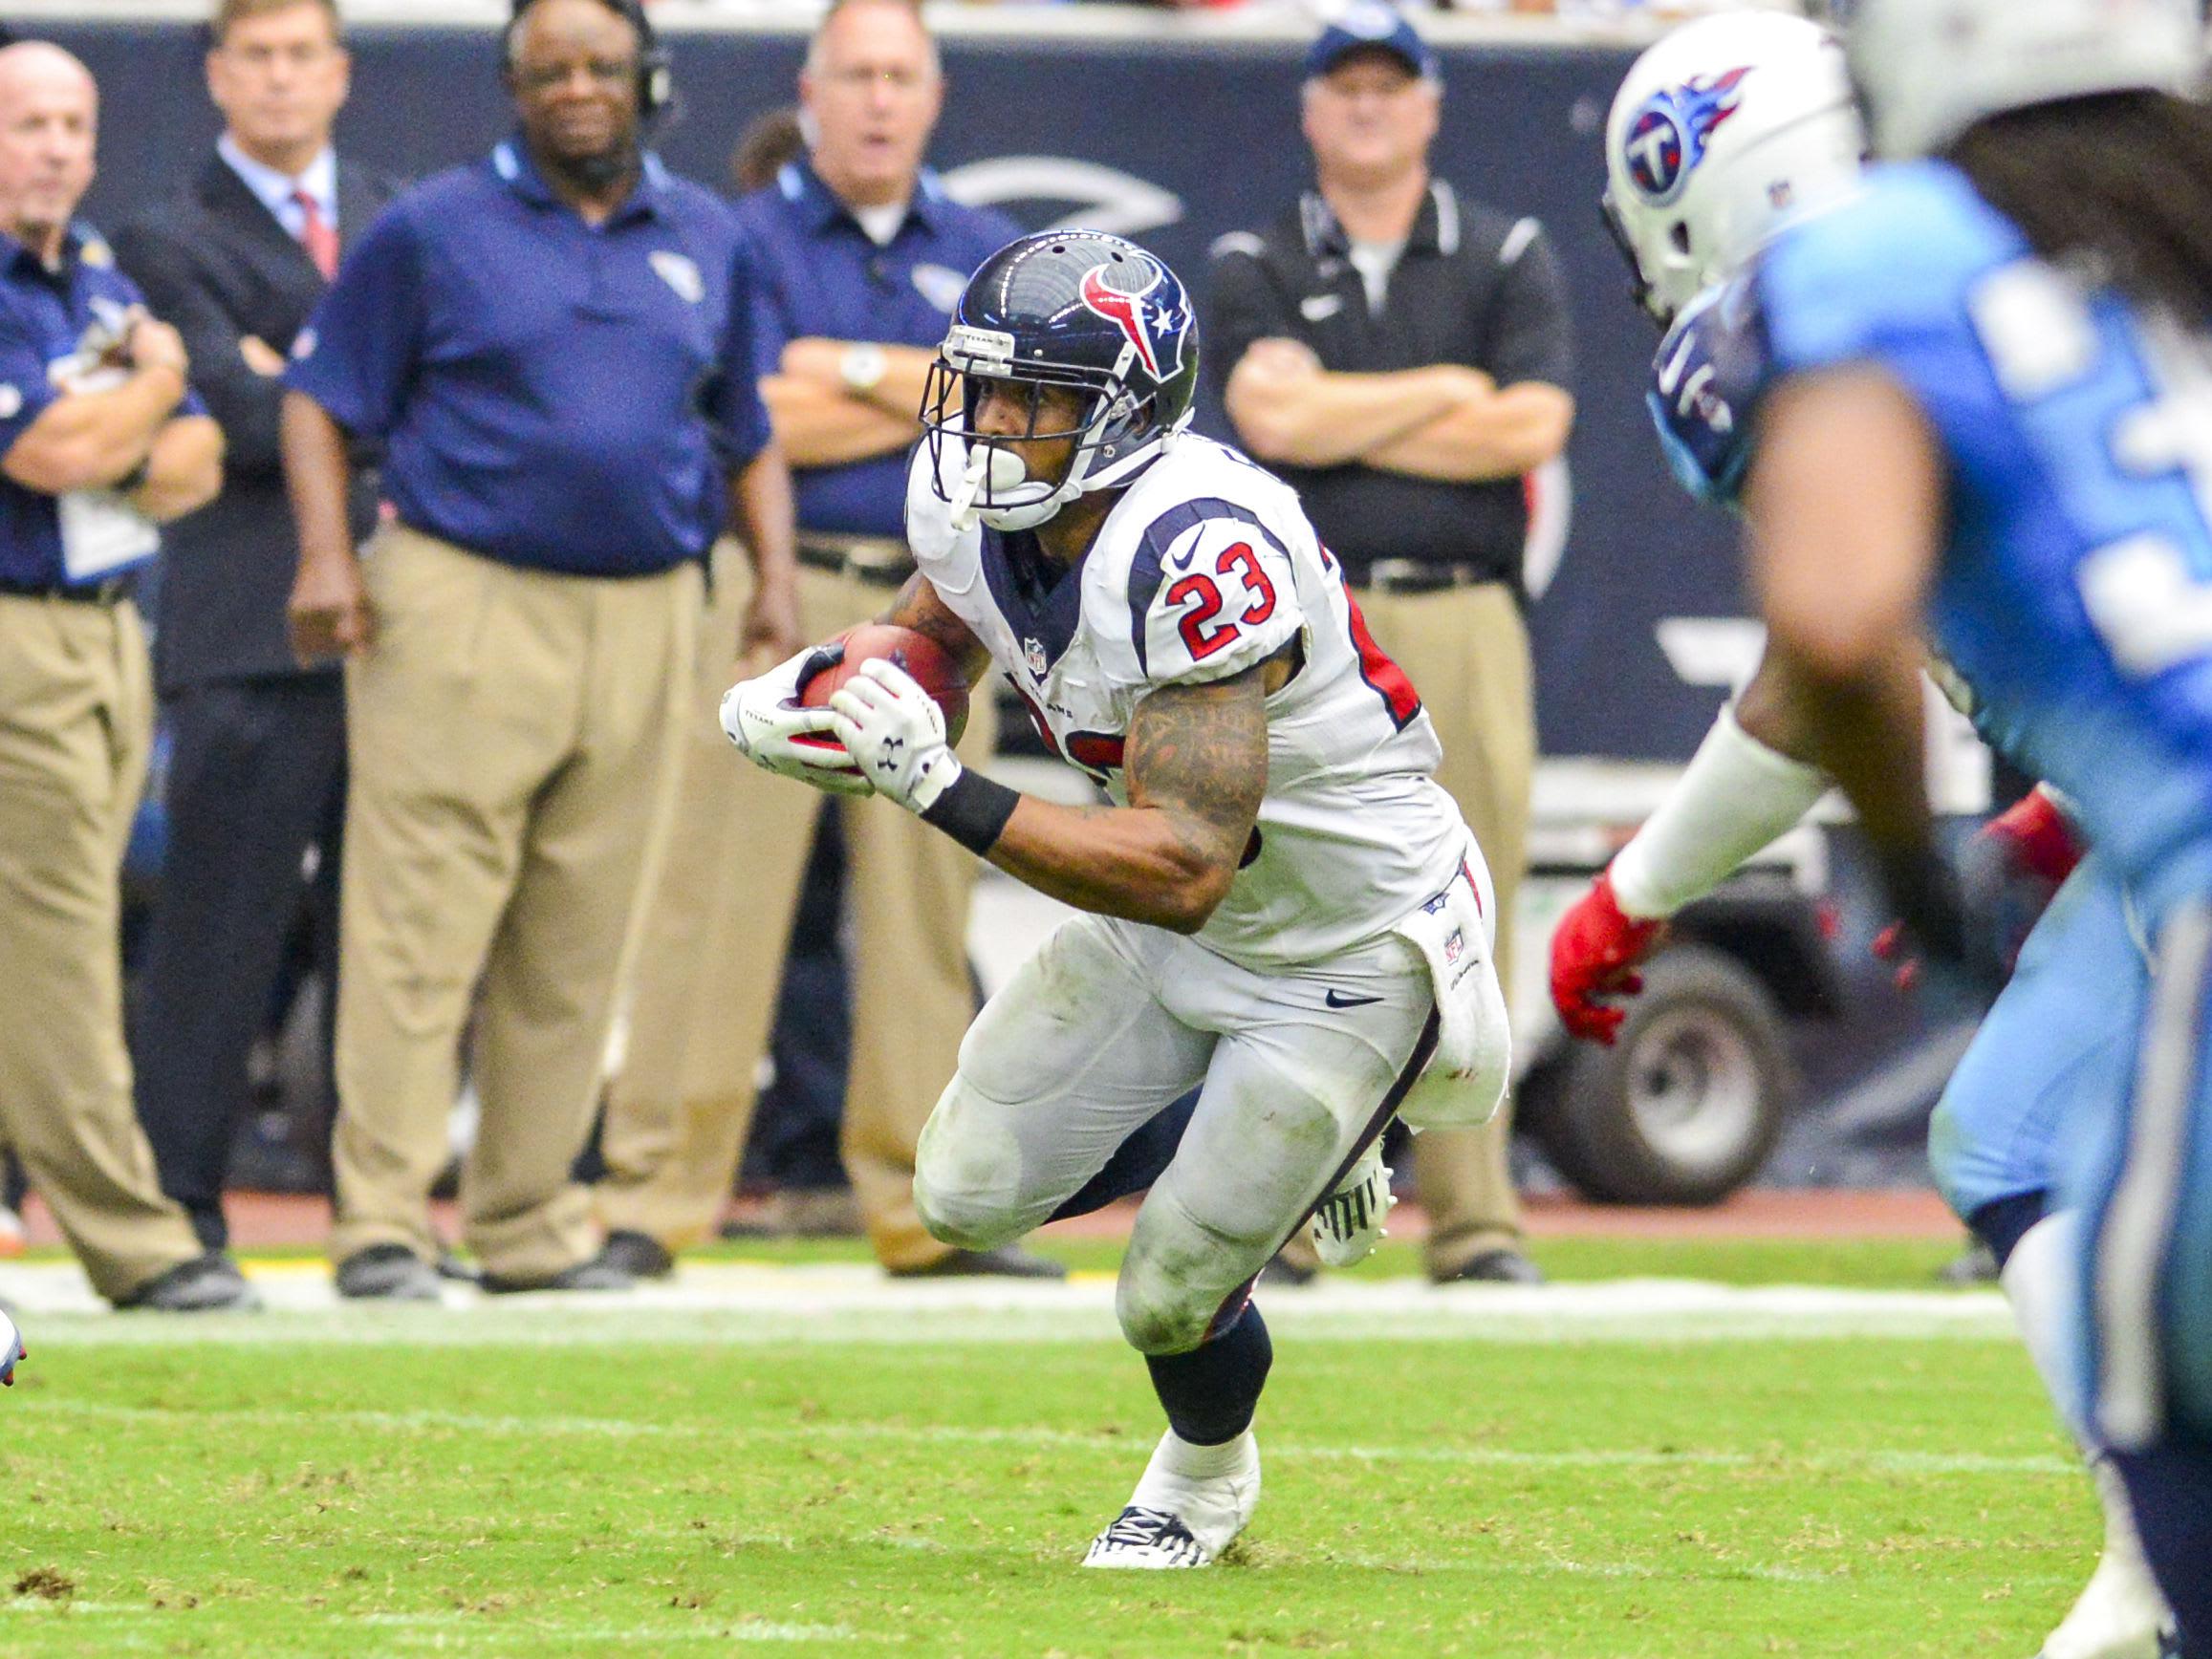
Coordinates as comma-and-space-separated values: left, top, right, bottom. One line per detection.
1625, 67, 1754, 206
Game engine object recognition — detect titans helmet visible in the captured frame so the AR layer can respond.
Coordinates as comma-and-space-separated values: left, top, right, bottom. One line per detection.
922, 230, 1200, 532
1603, 11, 1865, 326
1818, 0, 2202, 160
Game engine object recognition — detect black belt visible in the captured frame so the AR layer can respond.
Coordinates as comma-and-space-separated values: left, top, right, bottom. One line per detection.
1342, 560, 1504, 596
796, 536, 914, 590
0, 573, 129, 606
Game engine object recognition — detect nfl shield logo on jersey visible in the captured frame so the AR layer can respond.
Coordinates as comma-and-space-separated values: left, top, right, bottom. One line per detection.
1024, 636, 1050, 679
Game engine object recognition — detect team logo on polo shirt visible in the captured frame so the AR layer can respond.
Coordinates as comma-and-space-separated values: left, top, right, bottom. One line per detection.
1077, 259, 1185, 383
1624, 67, 1752, 206
913, 264, 966, 313
649, 250, 705, 305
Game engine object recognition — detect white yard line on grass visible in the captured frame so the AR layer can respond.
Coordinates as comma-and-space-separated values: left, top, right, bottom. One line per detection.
0, 1604, 862, 1645
27, 1398, 2076, 1478
0, 1261, 2019, 1346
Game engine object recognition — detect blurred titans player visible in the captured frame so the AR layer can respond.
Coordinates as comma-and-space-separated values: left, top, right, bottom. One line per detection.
1555, 11, 2176, 1654
1743, 0, 2212, 1641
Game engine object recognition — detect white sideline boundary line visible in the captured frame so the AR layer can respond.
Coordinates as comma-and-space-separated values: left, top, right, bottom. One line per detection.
0, 1261, 2019, 1346
25, 1397, 2077, 1480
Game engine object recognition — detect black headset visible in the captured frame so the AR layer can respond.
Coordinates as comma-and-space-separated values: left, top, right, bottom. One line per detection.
503, 0, 674, 125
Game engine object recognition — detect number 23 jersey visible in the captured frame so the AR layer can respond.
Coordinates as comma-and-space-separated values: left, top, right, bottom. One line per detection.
906, 433, 1475, 972
1761, 161, 2212, 928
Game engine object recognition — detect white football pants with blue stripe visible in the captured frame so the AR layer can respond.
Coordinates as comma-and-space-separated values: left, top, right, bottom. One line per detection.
912, 913, 1437, 1355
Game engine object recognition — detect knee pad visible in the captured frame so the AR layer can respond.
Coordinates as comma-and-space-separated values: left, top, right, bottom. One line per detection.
1116, 1263, 1216, 1357
911, 1075, 1029, 1253
1116, 1195, 1253, 1356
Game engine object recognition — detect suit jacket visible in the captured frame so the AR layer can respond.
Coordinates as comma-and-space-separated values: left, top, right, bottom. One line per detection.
114, 153, 399, 692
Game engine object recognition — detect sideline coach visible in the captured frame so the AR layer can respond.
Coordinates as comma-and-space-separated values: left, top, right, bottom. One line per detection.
282, 0, 798, 1299
1212, 8, 1573, 1285
0, 42, 248, 1309
596, 0, 1049, 1279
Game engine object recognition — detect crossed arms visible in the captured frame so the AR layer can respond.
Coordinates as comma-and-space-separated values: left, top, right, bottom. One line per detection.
763, 337, 939, 468
1, 312, 223, 522
1225, 336, 1572, 484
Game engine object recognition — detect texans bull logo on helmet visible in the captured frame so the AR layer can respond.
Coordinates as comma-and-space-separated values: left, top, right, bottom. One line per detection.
1078, 260, 1188, 385
1625, 67, 1753, 206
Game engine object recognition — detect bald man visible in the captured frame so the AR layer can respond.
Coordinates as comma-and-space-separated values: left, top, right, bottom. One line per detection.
0, 43, 250, 1309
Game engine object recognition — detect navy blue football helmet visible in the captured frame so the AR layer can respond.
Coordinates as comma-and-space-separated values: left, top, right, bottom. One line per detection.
921, 230, 1201, 530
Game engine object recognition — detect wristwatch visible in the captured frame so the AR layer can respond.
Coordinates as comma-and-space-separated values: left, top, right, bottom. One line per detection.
839, 342, 888, 398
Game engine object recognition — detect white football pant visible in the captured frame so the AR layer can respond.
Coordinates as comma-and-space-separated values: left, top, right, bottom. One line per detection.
914, 913, 1437, 1354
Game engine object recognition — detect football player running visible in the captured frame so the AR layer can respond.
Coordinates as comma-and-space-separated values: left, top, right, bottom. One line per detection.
722, 230, 1510, 1568
1555, 12, 2176, 1657
1747, 0, 2212, 1637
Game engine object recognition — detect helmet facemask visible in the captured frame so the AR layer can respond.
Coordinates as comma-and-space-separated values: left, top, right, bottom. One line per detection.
922, 325, 1182, 532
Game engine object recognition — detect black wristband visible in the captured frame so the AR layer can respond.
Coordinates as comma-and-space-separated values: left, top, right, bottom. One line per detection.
920, 765, 1019, 857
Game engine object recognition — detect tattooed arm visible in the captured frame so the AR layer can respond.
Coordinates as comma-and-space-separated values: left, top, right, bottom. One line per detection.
878, 570, 994, 687
983, 663, 1273, 934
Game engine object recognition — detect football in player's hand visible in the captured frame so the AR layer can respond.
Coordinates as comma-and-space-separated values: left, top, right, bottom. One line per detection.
800, 624, 969, 746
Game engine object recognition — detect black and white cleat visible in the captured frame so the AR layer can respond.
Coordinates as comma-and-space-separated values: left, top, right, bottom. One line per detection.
1081, 1505, 1211, 1570
1311, 1139, 1395, 1269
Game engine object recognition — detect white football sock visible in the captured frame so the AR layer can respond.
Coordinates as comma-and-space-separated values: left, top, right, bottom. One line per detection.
2002, 1212, 2174, 1649
2002, 1211, 2089, 1443
1148, 1427, 1256, 1485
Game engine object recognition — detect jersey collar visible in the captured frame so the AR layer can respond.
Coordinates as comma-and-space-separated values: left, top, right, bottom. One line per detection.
0, 221, 108, 287
979, 526, 1085, 673
774, 155, 949, 242
491, 137, 670, 227
1300, 178, 1458, 260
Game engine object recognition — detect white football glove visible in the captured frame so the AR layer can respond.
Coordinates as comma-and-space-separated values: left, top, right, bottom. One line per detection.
720, 644, 875, 797
827, 658, 962, 814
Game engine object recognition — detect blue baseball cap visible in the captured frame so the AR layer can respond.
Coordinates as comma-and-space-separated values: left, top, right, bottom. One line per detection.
1305, 5, 1442, 84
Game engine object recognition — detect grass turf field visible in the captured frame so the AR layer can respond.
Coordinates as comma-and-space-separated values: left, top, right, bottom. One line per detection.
0, 1238, 2092, 1658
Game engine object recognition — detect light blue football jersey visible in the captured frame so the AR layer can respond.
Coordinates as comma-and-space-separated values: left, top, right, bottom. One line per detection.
1761, 160, 2212, 929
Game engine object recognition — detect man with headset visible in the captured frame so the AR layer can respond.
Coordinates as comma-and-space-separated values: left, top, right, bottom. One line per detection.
594, 0, 1056, 1279
281, 0, 798, 1299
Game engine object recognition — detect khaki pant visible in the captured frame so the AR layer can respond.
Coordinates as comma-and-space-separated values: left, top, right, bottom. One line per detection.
1356, 581, 1535, 1272
329, 527, 700, 1282
596, 555, 993, 1270
0, 595, 201, 1300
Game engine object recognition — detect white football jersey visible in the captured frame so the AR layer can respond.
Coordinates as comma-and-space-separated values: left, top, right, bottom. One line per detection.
908, 433, 1477, 971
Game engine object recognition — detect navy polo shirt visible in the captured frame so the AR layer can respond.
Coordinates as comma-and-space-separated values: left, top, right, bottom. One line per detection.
286, 141, 772, 578
0, 225, 207, 588
736, 160, 1018, 539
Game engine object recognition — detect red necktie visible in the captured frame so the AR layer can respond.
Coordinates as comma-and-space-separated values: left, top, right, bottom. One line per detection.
293, 188, 337, 281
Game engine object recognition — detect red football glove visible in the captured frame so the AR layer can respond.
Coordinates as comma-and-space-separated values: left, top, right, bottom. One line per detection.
1982, 786, 2084, 889
1550, 869, 1668, 1046
1875, 788, 2084, 991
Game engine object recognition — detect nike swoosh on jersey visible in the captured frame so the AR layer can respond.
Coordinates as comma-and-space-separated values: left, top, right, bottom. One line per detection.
1301, 293, 1344, 322
1324, 988, 1384, 1009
